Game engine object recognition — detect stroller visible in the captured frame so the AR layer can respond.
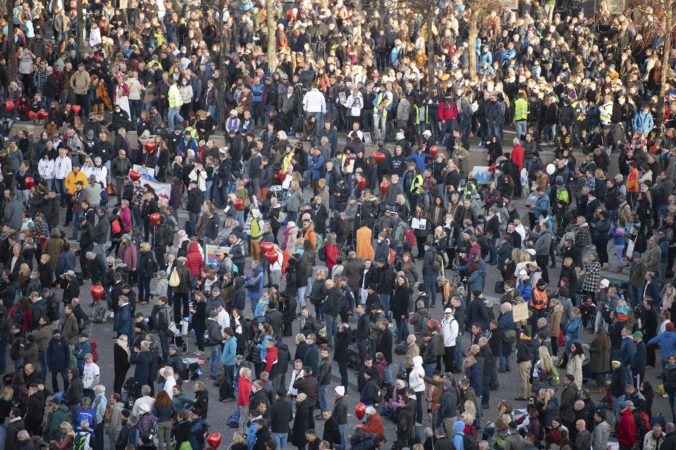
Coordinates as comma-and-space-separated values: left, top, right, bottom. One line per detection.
121, 378, 142, 409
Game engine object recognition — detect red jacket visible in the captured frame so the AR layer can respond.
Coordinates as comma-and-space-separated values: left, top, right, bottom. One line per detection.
185, 241, 204, 276
511, 144, 524, 171
617, 408, 637, 446
325, 243, 340, 270
264, 345, 278, 373
238, 376, 252, 407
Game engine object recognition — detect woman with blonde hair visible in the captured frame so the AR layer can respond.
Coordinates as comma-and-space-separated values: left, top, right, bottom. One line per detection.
49, 421, 75, 449
535, 346, 559, 388
0, 386, 14, 423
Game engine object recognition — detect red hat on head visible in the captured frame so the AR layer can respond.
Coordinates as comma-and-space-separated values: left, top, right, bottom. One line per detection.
667, 322, 675, 331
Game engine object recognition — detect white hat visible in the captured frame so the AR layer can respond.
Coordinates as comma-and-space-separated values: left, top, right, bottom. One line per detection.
600, 279, 610, 288
365, 406, 377, 415
335, 386, 345, 396
519, 270, 528, 279
526, 248, 536, 256
444, 308, 453, 314
139, 403, 150, 414
423, 130, 432, 137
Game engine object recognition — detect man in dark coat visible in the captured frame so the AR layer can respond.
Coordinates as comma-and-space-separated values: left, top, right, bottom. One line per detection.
130, 340, 156, 388
291, 393, 315, 450
5, 407, 25, 450
322, 409, 342, 448
265, 301, 284, 338
252, 418, 272, 450
375, 318, 393, 364
24, 383, 46, 435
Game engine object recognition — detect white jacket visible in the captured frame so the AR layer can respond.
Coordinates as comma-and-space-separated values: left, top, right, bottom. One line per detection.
54, 155, 72, 179
408, 356, 426, 393
92, 166, 108, 187
82, 362, 100, 389
188, 168, 207, 192
38, 158, 55, 179
302, 89, 326, 113
441, 316, 459, 347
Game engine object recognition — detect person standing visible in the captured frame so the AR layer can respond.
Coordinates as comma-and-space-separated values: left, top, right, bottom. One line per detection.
441, 308, 459, 373
516, 333, 533, 400
270, 390, 292, 450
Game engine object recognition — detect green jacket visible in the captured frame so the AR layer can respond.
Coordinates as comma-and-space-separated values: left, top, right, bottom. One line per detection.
47, 404, 71, 440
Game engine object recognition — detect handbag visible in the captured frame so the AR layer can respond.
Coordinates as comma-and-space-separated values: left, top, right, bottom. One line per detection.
168, 268, 180, 288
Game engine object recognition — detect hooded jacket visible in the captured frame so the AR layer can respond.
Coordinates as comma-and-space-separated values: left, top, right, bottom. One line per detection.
409, 356, 426, 392
453, 421, 465, 450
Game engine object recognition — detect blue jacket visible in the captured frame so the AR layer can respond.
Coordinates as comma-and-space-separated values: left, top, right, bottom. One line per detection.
620, 336, 636, 368
633, 111, 654, 134
565, 318, 581, 340
518, 283, 532, 303
251, 83, 264, 103
648, 331, 676, 363
406, 152, 432, 173
309, 154, 325, 180
453, 421, 465, 450
535, 193, 551, 216
114, 303, 132, 337
465, 362, 483, 394
478, 51, 492, 69
130, 350, 154, 385
220, 336, 238, 366
467, 269, 486, 293
246, 265, 265, 301
73, 339, 92, 372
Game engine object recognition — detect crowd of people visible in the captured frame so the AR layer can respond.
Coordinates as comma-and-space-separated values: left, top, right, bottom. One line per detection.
0, 0, 675, 448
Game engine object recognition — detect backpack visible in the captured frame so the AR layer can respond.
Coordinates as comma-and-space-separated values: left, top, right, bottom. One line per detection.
318, 243, 327, 262
556, 186, 570, 204
405, 229, 416, 247
90, 339, 99, 363
168, 268, 181, 288
72, 431, 91, 450
111, 219, 121, 234
455, 433, 479, 450
548, 365, 560, 387
634, 410, 650, 443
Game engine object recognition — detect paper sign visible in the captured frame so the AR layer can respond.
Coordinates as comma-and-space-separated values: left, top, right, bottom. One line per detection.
412, 218, 427, 230
513, 302, 529, 322
473, 166, 492, 185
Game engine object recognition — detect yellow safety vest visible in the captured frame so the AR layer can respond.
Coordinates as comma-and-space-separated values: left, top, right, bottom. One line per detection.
410, 175, 423, 194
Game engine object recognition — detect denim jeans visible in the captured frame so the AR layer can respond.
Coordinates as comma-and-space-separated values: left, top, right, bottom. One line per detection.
297, 286, 307, 309
335, 424, 346, 450
223, 364, 235, 398
424, 276, 437, 307
210, 345, 221, 378
319, 384, 329, 411
38, 351, 48, 380
515, 120, 528, 139
325, 314, 337, 348
309, 112, 324, 137
271, 432, 288, 450
71, 210, 82, 237
168, 107, 184, 130
138, 276, 151, 302
415, 391, 423, 423
379, 294, 391, 317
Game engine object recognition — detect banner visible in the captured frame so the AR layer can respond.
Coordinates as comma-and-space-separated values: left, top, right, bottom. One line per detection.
141, 179, 172, 203
133, 164, 156, 179
205, 244, 229, 266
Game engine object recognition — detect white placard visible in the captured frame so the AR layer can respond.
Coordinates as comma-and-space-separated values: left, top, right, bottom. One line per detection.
412, 218, 427, 230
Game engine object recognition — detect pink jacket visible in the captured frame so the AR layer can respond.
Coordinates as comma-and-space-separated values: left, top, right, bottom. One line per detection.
120, 242, 137, 270
119, 206, 132, 232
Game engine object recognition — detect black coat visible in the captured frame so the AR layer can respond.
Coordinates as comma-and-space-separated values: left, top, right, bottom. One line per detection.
376, 328, 393, 364
391, 286, 410, 318
291, 400, 315, 447
269, 398, 293, 433
323, 416, 342, 446
24, 391, 45, 435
